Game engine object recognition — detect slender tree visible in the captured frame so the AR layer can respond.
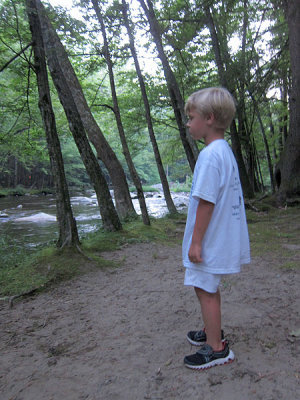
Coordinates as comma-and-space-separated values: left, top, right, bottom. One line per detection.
235, 0, 258, 191
121, 0, 177, 214
26, 0, 80, 248
91, 0, 150, 225
138, 0, 198, 172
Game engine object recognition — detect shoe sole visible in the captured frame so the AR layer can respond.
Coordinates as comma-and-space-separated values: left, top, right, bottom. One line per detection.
184, 349, 235, 370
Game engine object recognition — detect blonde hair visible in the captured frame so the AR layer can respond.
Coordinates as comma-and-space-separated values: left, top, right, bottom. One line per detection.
185, 87, 236, 129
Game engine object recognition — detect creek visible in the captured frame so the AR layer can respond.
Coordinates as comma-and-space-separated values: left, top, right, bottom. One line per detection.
0, 190, 189, 250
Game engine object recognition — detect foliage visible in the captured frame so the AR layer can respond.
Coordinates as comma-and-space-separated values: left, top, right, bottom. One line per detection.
171, 175, 193, 192
60, 137, 93, 189
0, 0, 294, 193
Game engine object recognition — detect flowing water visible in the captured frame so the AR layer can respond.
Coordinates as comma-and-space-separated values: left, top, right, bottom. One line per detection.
0, 190, 189, 251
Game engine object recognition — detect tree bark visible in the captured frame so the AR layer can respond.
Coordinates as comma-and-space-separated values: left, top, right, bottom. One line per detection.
91, 0, 150, 225
26, 0, 80, 247
36, 1, 135, 220
121, 0, 177, 214
35, 0, 122, 231
138, 0, 198, 172
277, 0, 300, 203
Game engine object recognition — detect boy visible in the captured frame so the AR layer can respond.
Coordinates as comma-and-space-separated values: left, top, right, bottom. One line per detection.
182, 87, 250, 370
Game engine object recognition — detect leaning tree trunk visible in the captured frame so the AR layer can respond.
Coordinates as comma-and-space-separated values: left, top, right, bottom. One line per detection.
204, 3, 254, 198
92, 0, 150, 226
26, 0, 80, 248
138, 0, 198, 172
36, 1, 135, 220
35, 0, 122, 231
121, 0, 177, 214
276, 0, 300, 204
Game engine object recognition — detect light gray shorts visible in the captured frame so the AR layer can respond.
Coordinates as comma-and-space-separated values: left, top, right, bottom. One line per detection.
184, 268, 222, 293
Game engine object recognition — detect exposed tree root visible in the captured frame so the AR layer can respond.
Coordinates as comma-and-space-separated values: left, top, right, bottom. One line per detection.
0, 286, 44, 309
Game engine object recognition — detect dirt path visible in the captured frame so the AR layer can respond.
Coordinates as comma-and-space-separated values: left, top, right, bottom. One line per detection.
1, 237, 300, 399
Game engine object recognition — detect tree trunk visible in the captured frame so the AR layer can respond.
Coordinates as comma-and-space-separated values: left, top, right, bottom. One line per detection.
253, 141, 265, 192
14, 157, 18, 187
121, 0, 177, 214
138, 0, 198, 172
278, 83, 288, 152
36, 1, 135, 220
203, 2, 254, 198
277, 0, 300, 203
92, 0, 150, 225
35, 0, 122, 231
248, 91, 276, 193
267, 107, 277, 162
26, 0, 80, 247
236, 0, 258, 191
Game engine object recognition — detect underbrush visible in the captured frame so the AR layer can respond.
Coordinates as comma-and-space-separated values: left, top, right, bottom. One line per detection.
129, 185, 160, 193
171, 178, 192, 193
0, 186, 55, 197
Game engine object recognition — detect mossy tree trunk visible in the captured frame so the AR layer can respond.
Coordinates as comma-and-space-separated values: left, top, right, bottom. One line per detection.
35, 0, 135, 220
35, 0, 122, 231
26, 0, 80, 248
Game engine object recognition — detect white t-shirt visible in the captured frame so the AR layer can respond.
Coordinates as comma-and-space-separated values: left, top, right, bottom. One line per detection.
182, 139, 251, 274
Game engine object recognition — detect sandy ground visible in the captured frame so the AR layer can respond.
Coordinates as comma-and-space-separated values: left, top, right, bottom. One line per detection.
1, 236, 300, 400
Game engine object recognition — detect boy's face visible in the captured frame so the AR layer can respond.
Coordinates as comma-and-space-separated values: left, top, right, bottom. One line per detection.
186, 109, 210, 141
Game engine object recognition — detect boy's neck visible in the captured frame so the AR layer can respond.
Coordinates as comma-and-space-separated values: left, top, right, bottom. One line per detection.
205, 130, 225, 146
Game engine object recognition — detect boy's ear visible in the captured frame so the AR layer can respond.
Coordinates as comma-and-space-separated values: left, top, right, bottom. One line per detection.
206, 113, 215, 125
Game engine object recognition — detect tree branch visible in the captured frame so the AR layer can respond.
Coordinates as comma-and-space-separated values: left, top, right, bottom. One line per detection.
0, 41, 33, 72
92, 103, 116, 113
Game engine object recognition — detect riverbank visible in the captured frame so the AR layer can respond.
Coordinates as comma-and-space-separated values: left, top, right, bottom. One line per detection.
0, 189, 190, 294
0, 214, 185, 297
0, 206, 299, 399
0, 182, 190, 199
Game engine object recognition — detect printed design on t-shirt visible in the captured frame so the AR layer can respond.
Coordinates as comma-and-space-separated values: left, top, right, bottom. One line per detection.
230, 172, 241, 220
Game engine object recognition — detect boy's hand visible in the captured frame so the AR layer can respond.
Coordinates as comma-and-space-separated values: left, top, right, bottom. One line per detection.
188, 198, 214, 264
188, 243, 203, 263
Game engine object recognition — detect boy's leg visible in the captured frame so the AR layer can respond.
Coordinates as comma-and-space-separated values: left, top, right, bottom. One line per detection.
184, 280, 234, 369
194, 286, 223, 351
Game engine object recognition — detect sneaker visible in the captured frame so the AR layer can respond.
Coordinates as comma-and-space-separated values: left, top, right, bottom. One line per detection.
184, 342, 234, 370
187, 329, 224, 346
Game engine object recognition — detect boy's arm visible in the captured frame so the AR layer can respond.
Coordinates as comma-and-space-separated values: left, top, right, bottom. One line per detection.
188, 198, 214, 264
